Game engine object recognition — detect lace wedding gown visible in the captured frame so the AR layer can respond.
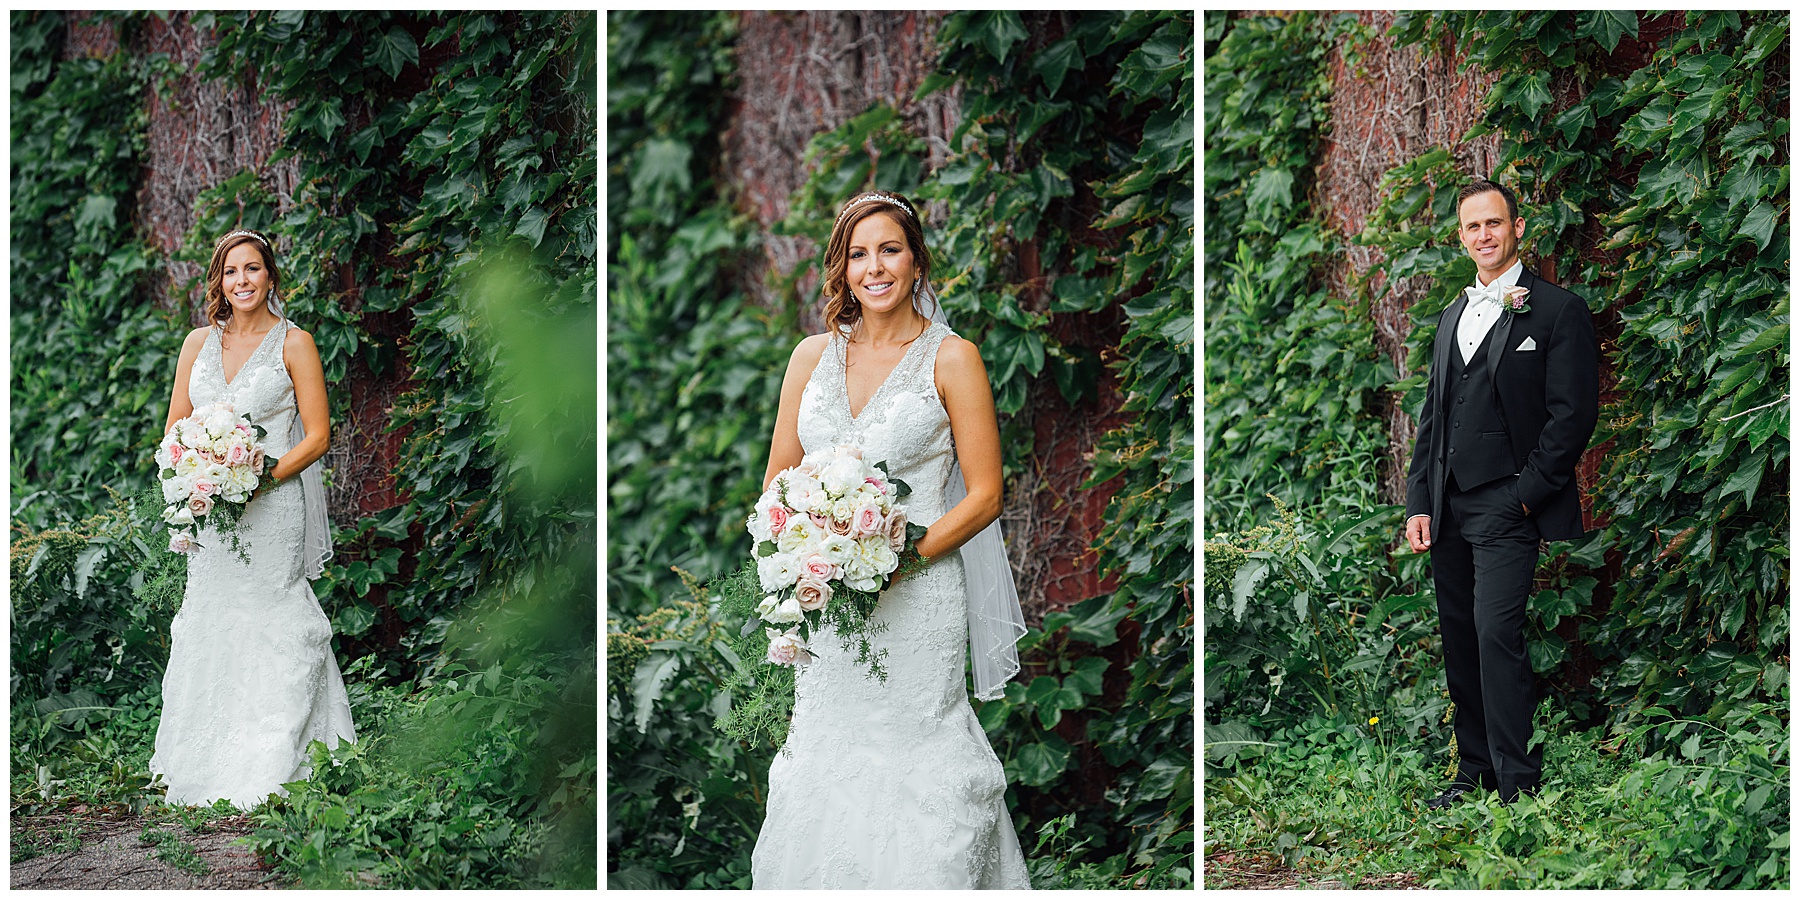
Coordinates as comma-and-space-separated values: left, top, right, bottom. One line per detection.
149, 320, 356, 809
751, 322, 1031, 889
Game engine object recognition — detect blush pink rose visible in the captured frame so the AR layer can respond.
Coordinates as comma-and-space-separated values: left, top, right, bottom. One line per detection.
168, 532, 197, 554
252, 449, 267, 474
801, 555, 837, 583
795, 575, 833, 611
885, 509, 910, 553
765, 504, 790, 536
853, 505, 885, 537
187, 494, 215, 517
226, 444, 250, 467
192, 478, 217, 497
828, 517, 853, 536
809, 512, 831, 529
169, 443, 186, 464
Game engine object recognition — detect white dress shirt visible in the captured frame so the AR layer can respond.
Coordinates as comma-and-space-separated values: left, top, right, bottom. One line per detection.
1455, 260, 1523, 364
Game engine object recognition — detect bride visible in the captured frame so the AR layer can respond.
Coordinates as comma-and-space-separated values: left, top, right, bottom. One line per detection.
149, 229, 356, 809
750, 191, 1032, 888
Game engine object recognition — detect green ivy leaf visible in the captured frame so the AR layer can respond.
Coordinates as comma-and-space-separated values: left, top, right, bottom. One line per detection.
1577, 10, 1638, 53
1735, 201, 1777, 251
513, 207, 550, 248
1030, 37, 1084, 95
1012, 733, 1072, 786
973, 11, 1029, 64
369, 25, 420, 79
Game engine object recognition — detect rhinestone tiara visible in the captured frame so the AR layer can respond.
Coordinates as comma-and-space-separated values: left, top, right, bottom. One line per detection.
834, 192, 914, 225
214, 229, 269, 249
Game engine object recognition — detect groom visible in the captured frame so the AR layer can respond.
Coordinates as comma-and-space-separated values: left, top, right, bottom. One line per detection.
1403, 179, 1599, 807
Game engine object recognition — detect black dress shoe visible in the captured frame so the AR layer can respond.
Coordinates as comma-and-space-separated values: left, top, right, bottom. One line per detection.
1423, 786, 1473, 809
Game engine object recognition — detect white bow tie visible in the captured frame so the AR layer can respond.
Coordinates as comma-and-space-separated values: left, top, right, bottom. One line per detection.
1465, 282, 1506, 307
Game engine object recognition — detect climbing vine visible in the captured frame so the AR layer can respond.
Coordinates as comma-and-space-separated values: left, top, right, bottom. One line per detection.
606, 9, 1192, 889
12, 11, 595, 888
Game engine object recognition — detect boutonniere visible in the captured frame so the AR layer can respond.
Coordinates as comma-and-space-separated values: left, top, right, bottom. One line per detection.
1502, 285, 1531, 313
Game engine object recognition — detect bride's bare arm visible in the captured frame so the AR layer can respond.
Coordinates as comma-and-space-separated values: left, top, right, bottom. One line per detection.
764, 334, 830, 490
274, 327, 331, 481
917, 335, 1003, 560
164, 327, 212, 433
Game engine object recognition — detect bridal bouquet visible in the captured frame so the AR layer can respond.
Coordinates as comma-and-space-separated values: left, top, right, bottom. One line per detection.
155, 401, 279, 557
712, 446, 928, 746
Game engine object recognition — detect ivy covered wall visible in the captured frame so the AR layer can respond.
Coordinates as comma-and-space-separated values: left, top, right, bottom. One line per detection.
1206, 7, 1787, 794
608, 10, 1192, 889
12, 11, 596, 887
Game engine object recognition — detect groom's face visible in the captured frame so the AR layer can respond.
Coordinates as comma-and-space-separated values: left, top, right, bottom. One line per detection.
1457, 190, 1525, 280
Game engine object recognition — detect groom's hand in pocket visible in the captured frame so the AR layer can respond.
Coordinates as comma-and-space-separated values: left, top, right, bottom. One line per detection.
1405, 515, 1432, 553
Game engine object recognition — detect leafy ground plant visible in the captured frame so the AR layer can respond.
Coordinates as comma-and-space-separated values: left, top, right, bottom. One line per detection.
140, 826, 210, 876
1206, 710, 1789, 889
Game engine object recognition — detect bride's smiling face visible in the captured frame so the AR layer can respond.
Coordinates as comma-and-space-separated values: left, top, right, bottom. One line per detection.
221, 243, 272, 318
846, 212, 916, 314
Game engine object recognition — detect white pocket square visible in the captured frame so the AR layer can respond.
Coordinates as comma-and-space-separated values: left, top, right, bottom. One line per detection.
1516, 336, 1538, 351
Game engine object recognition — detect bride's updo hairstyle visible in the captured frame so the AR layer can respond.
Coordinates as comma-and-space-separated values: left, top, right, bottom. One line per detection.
821, 190, 932, 333
203, 229, 281, 325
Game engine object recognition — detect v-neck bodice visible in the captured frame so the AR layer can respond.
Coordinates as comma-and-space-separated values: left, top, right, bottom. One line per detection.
220, 323, 281, 385
188, 320, 299, 456
796, 321, 957, 525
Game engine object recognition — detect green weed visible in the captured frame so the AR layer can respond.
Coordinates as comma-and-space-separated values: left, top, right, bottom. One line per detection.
141, 826, 210, 876
1207, 715, 1788, 889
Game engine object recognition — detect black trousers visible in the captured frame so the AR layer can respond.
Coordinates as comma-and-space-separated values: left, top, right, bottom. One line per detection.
1433, 471, 1543, 799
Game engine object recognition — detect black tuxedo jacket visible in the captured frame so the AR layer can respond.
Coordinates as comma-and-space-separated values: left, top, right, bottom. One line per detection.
1405, 267, 1600, 542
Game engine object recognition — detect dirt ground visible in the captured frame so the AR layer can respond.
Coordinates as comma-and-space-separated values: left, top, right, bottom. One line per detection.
1206, 849, 1427, 890
12, 810, 288, 890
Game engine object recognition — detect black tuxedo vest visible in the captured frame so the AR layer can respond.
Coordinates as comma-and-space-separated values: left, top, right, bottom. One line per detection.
1445, 324, 1514, 491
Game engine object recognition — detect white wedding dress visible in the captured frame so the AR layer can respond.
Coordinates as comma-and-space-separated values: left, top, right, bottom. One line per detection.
751, 322, 1031, 889
149, 320, 356, 809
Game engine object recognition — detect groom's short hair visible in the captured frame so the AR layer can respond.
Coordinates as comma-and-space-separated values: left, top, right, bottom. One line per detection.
1456, 179, 1520, 221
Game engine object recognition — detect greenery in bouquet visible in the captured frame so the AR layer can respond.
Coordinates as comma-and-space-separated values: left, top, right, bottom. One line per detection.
712, 455, 931, 747
155, 403, 283, 566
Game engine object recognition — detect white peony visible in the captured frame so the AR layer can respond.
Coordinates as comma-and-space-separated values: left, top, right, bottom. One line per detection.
756, 550, 804, 593
174, 452, 203, 477
818, 533, 857, 567
819, 456, 865, 494
776, 518, 819, 555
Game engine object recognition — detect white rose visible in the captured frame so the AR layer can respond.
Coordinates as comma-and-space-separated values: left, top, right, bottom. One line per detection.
163, 505, 195, 526
755, 594, 782, 621
769, 596, 803, 624
747, 511, 772, 544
